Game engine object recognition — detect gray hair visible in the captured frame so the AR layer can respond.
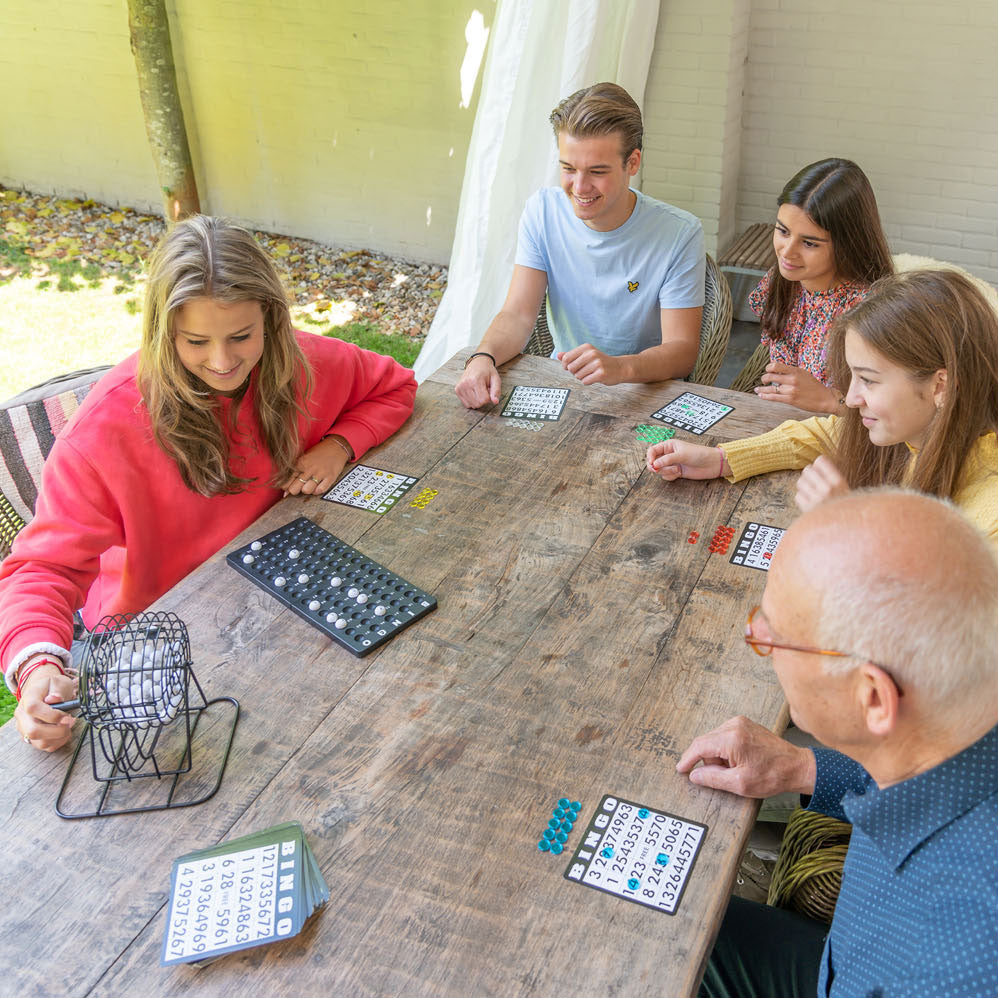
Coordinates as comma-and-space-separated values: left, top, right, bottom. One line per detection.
809, 490, 998, 714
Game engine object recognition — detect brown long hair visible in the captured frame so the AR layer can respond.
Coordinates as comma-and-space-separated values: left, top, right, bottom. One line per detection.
828, 269, 998, 498
137, 216, 311, 496
762, 158, 893, 341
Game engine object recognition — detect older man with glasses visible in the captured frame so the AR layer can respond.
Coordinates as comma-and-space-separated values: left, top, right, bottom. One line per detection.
677, 488, 998, 998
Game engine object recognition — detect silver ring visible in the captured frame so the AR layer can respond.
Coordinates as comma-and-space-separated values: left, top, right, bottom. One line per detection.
298, 476, 309, 484
310, 476, 321, 483
775, 383, 780, 393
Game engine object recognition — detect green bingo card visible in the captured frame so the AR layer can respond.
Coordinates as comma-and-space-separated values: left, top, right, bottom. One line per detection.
161, 821, 329, 966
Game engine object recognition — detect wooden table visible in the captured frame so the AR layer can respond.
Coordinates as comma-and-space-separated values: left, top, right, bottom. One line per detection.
0, 351, 812, 997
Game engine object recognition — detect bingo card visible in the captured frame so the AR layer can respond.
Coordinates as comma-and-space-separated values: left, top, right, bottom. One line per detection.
322, 464, 419, 514
650, 392, 733, 435
564, 795, 706, 915
729, 522, 785, 571
500, 385, 570, 421
161, 822, 328, 966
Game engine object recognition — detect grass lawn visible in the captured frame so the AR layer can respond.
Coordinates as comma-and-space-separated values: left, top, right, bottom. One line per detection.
0, 241, 422, 400
0, 223, 426, 727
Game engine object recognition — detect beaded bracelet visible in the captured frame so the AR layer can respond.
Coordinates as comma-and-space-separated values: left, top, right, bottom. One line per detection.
15, 657, 66, 701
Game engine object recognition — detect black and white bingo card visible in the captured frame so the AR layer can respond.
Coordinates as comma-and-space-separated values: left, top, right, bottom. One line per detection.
161, 822, 328, 965
650, 392, 733, 435
322, 464, 419, 514
730, 522, 786, 571
564, 795, 706, 915
500, 385, 570, 421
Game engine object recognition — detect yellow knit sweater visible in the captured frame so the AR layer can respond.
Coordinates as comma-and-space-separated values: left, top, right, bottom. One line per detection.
721, 416, 998, 545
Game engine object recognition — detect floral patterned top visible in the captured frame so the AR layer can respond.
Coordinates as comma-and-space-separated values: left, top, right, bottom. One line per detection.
750, 269, 869, 387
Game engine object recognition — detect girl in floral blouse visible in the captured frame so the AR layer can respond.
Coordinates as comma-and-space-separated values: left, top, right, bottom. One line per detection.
751, 159, 893, 413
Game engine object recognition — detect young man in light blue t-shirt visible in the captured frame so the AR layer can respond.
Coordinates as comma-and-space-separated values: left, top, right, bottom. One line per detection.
456, 82, 705, 409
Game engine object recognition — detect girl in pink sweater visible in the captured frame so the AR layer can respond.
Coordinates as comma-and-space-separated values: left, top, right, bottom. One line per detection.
4, 216, 416, 751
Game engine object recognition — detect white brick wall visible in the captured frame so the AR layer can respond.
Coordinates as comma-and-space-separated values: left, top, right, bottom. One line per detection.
2, 1, 994, 279
641, 0, 750, 257
734, 0, 998, 284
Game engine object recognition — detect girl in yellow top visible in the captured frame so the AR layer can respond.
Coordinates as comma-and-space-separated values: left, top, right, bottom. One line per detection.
646, 269, 998, 544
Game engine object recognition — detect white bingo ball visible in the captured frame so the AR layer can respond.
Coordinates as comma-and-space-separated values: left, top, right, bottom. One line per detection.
335, 619, 347, 630
347, 587, 359, 598
326, 612, 338, 623
275, 576, 286, 587
289, 549, 300, 559
242, 554, 255, 565
309, 600, 321, 611
374, 605, 387, 616
251, 541, 262, 551
298, 573, 309, 584
330, 576, 342, 587
356, 594, 368, 604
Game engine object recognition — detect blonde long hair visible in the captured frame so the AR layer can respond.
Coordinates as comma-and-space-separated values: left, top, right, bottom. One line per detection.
828, 269, 998, 498
137, 216, 311, 496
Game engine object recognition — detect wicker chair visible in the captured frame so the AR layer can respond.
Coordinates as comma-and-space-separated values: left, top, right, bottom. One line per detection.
767, 806, 852, 924
523, 304, 554, 357
524, 253, 733, 386
688, 253, 733, 385
729, 341, 769, 394
0, 365, 109, 561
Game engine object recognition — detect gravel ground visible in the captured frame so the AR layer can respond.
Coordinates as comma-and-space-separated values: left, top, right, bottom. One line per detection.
0, 186, 447, 339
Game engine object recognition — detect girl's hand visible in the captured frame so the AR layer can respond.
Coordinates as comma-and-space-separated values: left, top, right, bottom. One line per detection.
795, 455, 850, 512
281, 436, 352, 497
646, 440, 729, 481
15, 663, 77, 752
755, 362, 841, 414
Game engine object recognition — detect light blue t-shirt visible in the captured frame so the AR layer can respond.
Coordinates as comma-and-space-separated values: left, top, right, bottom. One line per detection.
515, 187, 705, 356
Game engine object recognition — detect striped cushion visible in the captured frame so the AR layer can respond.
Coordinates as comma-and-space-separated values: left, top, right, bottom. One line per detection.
0, 367, 109, 560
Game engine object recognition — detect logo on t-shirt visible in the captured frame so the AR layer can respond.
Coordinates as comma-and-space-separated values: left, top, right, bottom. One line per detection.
627, 280, 639, 293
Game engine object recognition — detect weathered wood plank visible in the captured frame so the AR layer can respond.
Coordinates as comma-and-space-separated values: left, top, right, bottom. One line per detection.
427, 349, 812, 439
2, 356, 806, 997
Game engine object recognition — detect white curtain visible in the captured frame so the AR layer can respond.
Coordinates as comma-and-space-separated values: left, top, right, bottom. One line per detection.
413, 0, 662, 381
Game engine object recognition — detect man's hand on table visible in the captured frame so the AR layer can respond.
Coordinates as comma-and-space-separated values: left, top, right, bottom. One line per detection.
557, 344, 626, 386
455, 356, 502, 409
676, 716, 816, 799
15, 663, 77, 752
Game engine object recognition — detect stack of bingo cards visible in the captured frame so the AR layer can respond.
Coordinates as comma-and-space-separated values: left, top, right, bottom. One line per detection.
161, 822, 329, 966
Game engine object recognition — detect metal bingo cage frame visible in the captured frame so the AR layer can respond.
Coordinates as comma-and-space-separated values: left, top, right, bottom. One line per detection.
55, 611, 240, 819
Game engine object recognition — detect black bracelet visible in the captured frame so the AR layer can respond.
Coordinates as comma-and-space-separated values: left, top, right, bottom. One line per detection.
464, 351, 497, 369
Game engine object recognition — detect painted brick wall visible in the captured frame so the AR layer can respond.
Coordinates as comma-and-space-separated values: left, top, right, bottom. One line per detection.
641, 0, 750, 256
0, 2, 158, 206
0, 0, 486, 262
169, 0, 485, 261
735, 0, 998, 284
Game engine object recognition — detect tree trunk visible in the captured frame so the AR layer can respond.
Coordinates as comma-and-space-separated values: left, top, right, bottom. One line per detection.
127, 0, 200, 222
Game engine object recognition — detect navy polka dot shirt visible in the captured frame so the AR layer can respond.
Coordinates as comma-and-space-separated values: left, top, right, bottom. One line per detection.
807, 724, 998, 996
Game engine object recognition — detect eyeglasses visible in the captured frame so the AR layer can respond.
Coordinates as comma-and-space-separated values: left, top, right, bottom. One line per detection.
744, 605, 903, 696
744, 605, 849, 660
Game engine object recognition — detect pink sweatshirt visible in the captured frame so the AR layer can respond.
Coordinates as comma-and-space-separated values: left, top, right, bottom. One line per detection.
0, 331, 416, 676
